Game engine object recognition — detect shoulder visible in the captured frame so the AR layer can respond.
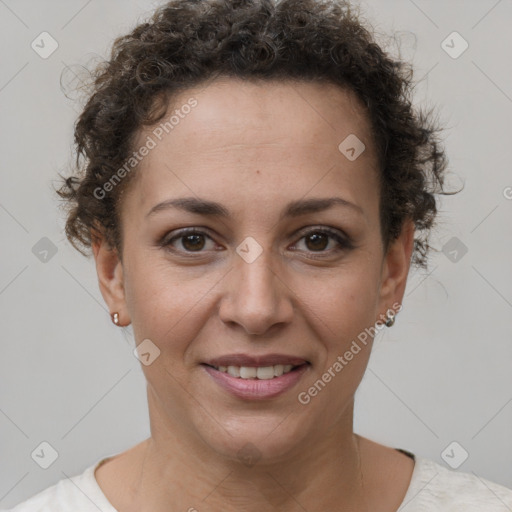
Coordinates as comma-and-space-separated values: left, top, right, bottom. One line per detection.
3, 458, 117, 512
400, 455, 512, 511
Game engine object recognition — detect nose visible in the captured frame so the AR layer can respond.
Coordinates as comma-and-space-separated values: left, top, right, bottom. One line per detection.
218, 246, 294, 336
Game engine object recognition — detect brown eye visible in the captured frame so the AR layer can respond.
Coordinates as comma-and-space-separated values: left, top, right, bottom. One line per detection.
162, 229, 216, 253
304, 232, 329, 251
293, 228, 351, 255
181, 233, 206, 251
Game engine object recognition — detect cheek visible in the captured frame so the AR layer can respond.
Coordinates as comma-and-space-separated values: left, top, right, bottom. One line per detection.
123, 252, 216, 351
295, 271, 379, 413
296, 264, 380, 341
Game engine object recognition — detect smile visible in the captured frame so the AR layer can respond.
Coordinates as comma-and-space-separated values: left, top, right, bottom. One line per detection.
201, 363, 310, 400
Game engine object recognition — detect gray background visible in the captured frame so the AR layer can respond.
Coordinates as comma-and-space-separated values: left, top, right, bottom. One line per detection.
1, 0, 511, 508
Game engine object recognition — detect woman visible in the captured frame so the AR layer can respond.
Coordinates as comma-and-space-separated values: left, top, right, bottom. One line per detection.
8, 0, 512, 510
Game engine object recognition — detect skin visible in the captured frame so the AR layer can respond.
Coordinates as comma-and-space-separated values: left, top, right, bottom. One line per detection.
92, 76, 416, 512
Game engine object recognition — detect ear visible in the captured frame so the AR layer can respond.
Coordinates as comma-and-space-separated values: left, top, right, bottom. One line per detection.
92, 236, 129, 326
377, 218, 415, 319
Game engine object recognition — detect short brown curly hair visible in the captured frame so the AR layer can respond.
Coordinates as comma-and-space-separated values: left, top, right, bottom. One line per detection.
56, 0, 457, 269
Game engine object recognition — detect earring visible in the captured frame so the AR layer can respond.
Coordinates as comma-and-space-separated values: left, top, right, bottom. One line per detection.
111, 312, 120, 326
384, 309, 395, 328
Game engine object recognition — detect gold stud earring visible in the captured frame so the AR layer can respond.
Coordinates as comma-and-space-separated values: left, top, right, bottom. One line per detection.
111, 312, 120, 326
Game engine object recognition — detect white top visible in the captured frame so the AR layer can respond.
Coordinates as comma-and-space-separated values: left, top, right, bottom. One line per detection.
4, 450, 512, 511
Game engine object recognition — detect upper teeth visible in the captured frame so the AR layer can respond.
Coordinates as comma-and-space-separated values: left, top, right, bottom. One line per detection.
214, 364, 295, 380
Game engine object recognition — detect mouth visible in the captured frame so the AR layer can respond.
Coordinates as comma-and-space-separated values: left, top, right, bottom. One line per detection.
200, 360, 311, 400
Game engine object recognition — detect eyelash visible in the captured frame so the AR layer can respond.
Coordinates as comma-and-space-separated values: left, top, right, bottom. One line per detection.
159, 226, 354, 258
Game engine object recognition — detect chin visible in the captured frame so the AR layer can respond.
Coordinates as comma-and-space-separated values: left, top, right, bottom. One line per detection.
199, 415, 312, 466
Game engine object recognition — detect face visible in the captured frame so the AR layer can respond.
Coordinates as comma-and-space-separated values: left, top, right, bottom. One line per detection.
94, 77, 414, 463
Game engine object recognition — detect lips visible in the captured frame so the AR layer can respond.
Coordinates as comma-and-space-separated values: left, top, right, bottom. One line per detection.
203, 353, 309, 368
201, 361, 310, 400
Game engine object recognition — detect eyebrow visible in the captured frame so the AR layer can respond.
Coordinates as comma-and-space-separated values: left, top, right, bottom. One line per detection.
146, 196, 364, 220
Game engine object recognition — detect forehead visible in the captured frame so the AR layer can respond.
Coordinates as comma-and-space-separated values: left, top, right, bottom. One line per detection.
158, 77, 373, 151
125, 77, 379, 216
